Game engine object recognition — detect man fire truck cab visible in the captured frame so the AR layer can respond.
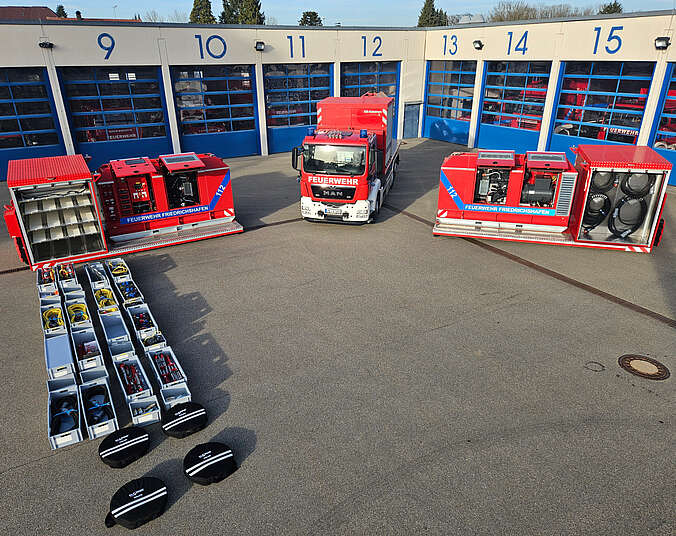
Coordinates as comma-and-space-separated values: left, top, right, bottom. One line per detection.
291, 93, 399, 223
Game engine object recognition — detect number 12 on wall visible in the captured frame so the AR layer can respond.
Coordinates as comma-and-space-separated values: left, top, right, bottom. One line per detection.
287, 35, 305, 58
362, 36, 383, 57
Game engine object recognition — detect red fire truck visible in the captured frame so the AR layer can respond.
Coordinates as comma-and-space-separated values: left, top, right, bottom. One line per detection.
4, 152, 242, 270
291, 93, 400, 223
433, 145, 670, 253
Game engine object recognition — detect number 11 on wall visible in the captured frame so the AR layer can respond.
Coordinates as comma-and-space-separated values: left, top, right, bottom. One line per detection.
287, 35, 305, 58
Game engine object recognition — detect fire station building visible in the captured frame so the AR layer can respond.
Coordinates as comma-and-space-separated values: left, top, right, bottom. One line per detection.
2, 10, 676, 184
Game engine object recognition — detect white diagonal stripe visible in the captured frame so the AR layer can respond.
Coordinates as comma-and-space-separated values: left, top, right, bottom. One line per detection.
111, 487, 167, 515
186, 451, 233, 476
100, 435, 149, 457
113, 489, 168, 518
162, 409, 206, 430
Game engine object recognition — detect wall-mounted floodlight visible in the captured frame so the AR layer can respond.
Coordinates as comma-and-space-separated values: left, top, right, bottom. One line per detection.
655, 36, 671, 50
473, 40, 484, 51
38, 41, 54, 49
255, 41, 265, 51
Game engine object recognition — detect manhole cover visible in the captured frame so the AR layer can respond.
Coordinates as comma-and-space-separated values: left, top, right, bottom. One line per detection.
618, 355, 670, 380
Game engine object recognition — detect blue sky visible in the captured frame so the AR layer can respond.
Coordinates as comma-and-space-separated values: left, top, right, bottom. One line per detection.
4, 0, 675, 25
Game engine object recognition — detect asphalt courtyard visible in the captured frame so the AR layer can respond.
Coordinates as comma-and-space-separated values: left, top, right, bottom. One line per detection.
0, 139, 674, 535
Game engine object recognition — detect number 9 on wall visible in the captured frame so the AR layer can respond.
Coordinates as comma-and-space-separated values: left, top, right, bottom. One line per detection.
97, 33, 115, 60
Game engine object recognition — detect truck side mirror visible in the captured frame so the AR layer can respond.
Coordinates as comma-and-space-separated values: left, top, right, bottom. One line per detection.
292, 147, 299, 170
374, 150, 382, 174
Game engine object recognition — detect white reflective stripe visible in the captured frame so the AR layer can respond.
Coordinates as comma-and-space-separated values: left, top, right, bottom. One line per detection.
442, 167, 476, 172
186, 451, 233, 476
100, 435, 149, 458
113, 489, 168, 518
162, 409, 206, 430
111, 487, 167, 516
382, 108, 387, 114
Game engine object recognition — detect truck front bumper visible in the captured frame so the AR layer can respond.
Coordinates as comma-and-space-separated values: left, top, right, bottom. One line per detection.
300, 197, 371, 223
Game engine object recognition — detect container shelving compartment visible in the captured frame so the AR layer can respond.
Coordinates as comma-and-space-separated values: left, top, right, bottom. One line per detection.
8, 163, 107, 265
159, 383, 192, 410
64, 293, 93, 331
147, 347, 187, 388
44, 333, 76, 378
105, 258, 132, 282
126, 303, 159, 340
71, 328, 104, 370
128, 395, 161, 426
85, 262, 110, 290
47, 376, 83, 449
40, 303, 67, 338
79, 377, 119, 440
114, 356, 153, 402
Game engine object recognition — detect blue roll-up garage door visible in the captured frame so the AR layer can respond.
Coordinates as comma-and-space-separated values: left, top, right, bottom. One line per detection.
423, 60, 476, 144
263, 63, 333, 154
477, 61, 551, 153
649, 63, 676, 184
341, 61, 400, 138
59, 66, 172, 169
171, 64, 259, 159
0, 67, 65, 179
549, 61, 655, 164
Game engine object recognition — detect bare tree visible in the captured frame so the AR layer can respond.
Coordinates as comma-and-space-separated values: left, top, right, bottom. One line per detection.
143, 9, 189, 23
488, 1, 597, 22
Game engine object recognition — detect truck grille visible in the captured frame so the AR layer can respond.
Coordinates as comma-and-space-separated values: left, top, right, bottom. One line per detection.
311, 185, 356, 200
555, 173, 577, 216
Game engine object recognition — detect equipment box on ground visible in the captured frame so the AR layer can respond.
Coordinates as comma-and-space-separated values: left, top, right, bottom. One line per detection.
141, 332, 167, 352
114, 356, 153, 402
160, 383, 192, 409
44, 333, 76, 379
71, 328, 104, 370
85, 262, 109, 290
64, 293, 93, 331
126, 303, 159, 341
40, 303, 67, 338
79, 377, 119, 440
129, 395, 161, 426
79, 365, 108, 383
93, 286, 118, 313
115, 279, 144, 307
147, 347, 187, 388
47, 377, 82, 449
105, 258, 131, 282
36, 267, 57, 293
99, 310, 131, 345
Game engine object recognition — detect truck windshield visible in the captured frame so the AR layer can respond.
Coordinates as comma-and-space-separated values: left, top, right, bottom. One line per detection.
303, 144, 366, 176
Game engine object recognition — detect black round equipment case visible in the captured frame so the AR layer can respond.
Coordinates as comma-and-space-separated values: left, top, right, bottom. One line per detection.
161, 402, 208, 439
104, 477, 168, 529
98, 427, 150, 469
183, 442, 238, 485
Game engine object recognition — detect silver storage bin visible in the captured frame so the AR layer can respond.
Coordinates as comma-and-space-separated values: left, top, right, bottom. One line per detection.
37, 266, 58, 293
105, 258, 132, 282
147, 347, 187, 388
79, 377, 118, 439
85, 262, 109, 290
40, 303, 67, 338
64, 292, 93, 331
38, 289, 61, 305
60, 280, 83, 298
79, 365, 108, 383
126, 303, 159, 341
114, 355, 153, 402
141, 332, 167, 352
128, 395, 161, 426
56, 263, 77, 288
93, 286, 118, 313
159, 383, 192, 409
47, 376, 83, 449
99, 310, 131, 345
44, 333, 76, 378
115, 278, 144, 307
109, 339, 135, 362
71, 328, 104, 370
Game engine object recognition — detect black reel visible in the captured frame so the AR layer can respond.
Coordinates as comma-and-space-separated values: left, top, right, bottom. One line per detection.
608, 196, 648, 239
582, 193, 611, 232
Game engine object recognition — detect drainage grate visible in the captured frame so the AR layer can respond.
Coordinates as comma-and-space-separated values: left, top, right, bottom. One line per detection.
618, 355, 670, 380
